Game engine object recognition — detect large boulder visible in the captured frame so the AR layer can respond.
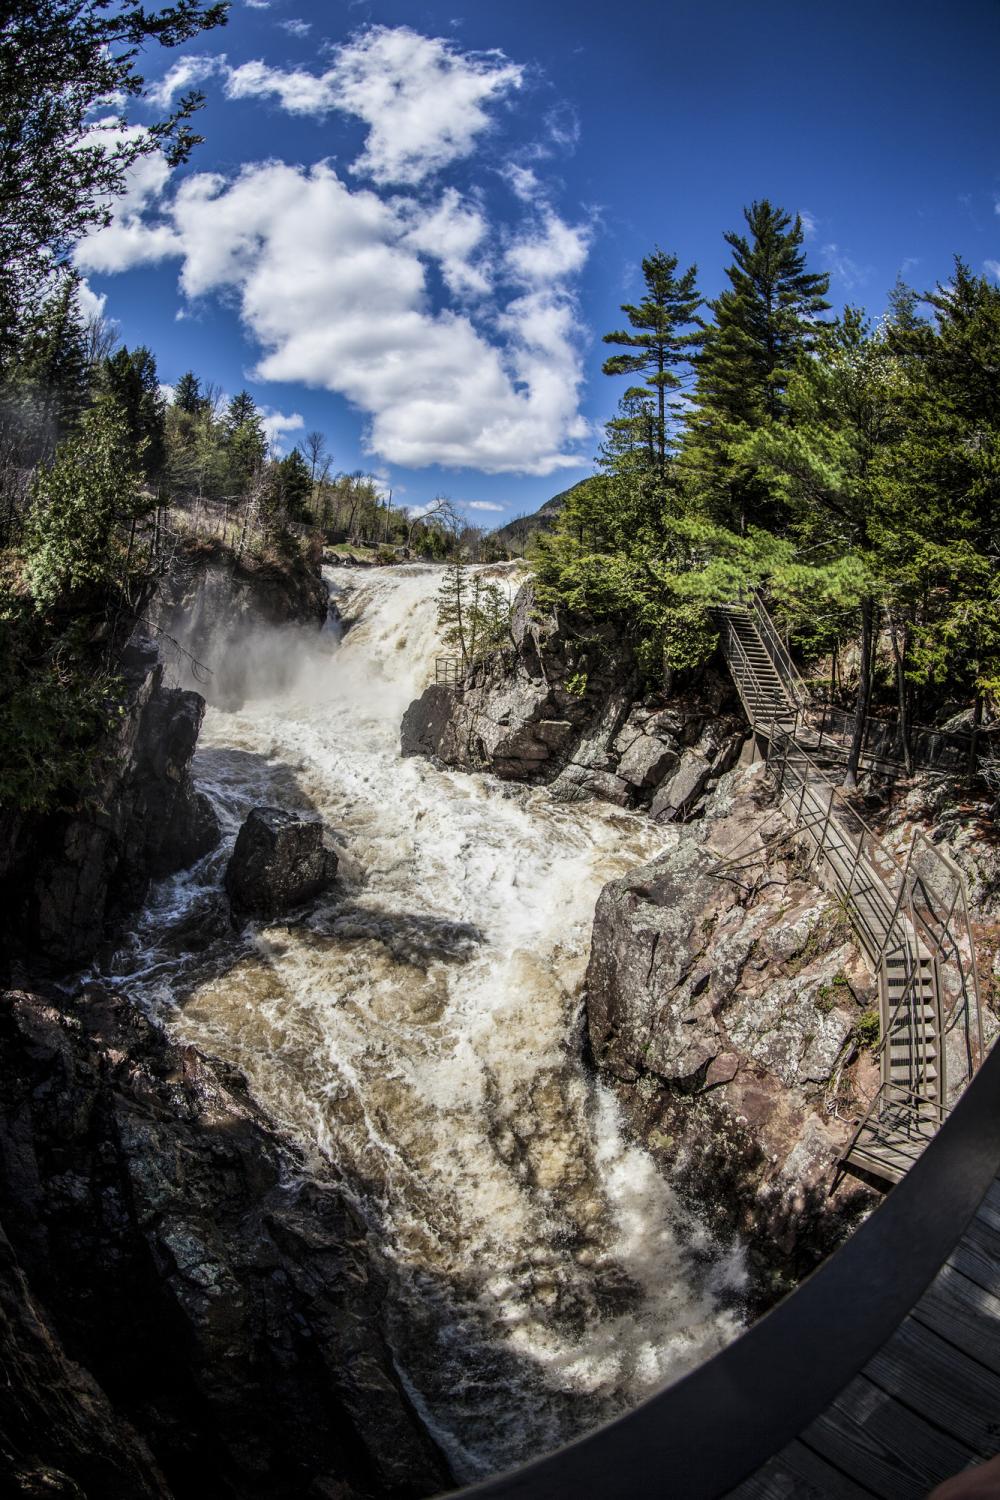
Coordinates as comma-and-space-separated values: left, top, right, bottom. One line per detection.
225, 807, 337, 918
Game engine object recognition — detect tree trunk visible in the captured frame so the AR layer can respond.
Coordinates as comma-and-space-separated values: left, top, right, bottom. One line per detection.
969, 692, 983, 782
886, 609, 914, 776
843, 595, 874, 790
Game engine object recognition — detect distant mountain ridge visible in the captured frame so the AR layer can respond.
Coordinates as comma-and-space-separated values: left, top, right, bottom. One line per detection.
493, 477, 595, 550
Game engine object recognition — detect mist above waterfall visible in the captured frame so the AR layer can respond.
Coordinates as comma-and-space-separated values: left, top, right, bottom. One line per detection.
113, 563, 745, 1480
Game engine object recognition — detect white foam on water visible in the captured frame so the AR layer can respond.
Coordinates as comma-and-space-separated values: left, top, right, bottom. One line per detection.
112, 562, 745, 1480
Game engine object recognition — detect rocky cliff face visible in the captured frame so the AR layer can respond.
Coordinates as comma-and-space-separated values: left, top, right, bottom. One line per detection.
0, 985, 449, 1500
401, 582, 746, 819
585, 766, 879, 1308
150, 536, 330, 709
0, 633, 219, 976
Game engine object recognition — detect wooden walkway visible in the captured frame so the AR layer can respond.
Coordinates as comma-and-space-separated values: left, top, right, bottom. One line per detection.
730, 1176, 1000, 1498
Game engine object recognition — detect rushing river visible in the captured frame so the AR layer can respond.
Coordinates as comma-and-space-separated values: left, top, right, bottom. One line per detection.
111, 563, 744, 1481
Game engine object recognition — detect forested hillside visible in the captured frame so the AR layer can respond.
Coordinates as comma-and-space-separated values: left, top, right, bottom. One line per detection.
533, 212, 1000, 784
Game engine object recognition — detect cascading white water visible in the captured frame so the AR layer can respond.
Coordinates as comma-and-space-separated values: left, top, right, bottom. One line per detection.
112, 563, 744, 1480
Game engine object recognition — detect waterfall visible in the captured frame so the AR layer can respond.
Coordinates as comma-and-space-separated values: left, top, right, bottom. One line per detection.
111, 563, 744, 1480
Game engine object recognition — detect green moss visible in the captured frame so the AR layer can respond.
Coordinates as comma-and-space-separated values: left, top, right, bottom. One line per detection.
856, 1008, 881, 1049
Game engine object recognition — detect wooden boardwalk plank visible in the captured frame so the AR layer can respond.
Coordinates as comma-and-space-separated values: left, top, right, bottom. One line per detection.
949, 1211, 1000, 1299
783, 1442, 882, 1499
866, 1314, 1000, 1456
802, 1374, 975, 1498
912, 1262, 1000, 1378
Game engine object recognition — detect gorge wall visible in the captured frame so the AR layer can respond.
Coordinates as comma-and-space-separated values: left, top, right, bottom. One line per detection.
0, 985, 447, 1499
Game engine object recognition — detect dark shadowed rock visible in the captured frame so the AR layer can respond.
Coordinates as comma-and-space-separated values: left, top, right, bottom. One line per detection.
0, 634, 220, 975
226, 807, 337, 918
400, 684, 455, 759
0, 986, 448, 1499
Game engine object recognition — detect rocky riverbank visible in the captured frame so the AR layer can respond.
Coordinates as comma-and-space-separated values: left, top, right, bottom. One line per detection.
0, 984, 448, 1499
401, 581, 746, 819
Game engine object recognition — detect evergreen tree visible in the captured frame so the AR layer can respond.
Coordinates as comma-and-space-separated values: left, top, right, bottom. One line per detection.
602, 249, 701, 473
683, 200, 830, 530
276, 447, 312, 521
24, 401, 147, 611
97, 345, 166, 480
3, 273, 90, 462
224, 390, 266, 492
879, 260, 1000, 732
174, 370, 205, 414
743, 307, 903, 784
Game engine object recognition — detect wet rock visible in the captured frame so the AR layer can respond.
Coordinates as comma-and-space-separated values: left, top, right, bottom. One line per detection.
0, 986, 449, 1499
226, 807, 337, 918
585, 768, 878, 1307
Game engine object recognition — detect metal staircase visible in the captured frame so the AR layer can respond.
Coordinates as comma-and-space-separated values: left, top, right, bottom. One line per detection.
713, 596, 983, 1187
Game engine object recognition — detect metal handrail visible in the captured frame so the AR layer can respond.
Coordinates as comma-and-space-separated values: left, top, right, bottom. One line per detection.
747, 590, 812, 707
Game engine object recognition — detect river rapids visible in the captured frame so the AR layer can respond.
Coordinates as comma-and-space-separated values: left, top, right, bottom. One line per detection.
110, 563, 744, 1482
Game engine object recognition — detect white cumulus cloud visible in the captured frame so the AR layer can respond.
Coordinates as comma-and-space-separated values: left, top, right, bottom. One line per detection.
75, 278, 107, 322
261, 408, 305, 450
399, 188, 491, 297
279, 19, 311, 38
74, 27, 592, 478
467, 500, 505, 511
73, 123, 179, 272
225, 24, 523, 185
985, 259, 1000, 283
146, 161, 590, 474
144, 55, 225, 109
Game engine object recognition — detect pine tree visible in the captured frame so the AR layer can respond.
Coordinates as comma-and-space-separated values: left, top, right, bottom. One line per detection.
174, 370, 205, 414
602, 249, 701, 473
683, 200, 830, 530
224, 390, 266, 492
24, 401, 146, 611
97, 345, 166, 479
4, 273, 90, 462
743, 307, 902, 784
879, 260, 1000, 739
277, 447, 312, 521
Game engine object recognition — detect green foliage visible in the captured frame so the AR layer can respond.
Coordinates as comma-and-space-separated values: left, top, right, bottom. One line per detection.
0, 272, 90, 465
437, 564, 511, 666
602, 249, 702, 471
276, 447, 312, 521
23, 402, 147, 611
856, 1009, 881, 1049
0, 596, 120, 811
0, 0, 228, 354
96, 344, 166, 479
682, 200, 831, 530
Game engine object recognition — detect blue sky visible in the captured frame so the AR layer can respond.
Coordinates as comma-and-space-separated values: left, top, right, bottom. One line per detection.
77, 0, 1000, 522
